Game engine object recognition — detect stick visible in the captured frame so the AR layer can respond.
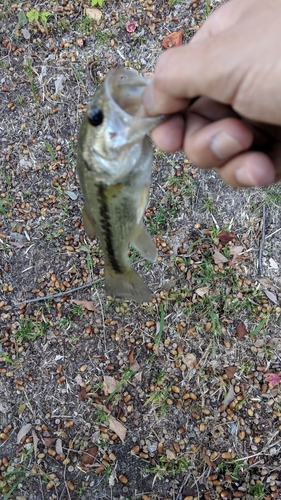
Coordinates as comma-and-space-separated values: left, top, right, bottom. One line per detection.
258, 205, 266, 275
20, 278, 104, 305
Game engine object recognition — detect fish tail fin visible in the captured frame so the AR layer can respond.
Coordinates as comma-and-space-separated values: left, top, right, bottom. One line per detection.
105, 265, 152, 303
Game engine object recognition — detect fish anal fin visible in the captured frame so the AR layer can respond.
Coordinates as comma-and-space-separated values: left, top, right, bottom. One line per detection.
105, 265, 152, 303
82, 207, 96, 239
131, 224, 157, 262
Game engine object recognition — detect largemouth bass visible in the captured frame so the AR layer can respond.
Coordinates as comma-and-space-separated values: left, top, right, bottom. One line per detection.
77, 68, 164, 303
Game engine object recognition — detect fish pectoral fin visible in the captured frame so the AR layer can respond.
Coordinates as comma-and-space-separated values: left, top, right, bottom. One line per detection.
131, 224, 157, 262
82, 207, 96, 239
105, 265, 152, 303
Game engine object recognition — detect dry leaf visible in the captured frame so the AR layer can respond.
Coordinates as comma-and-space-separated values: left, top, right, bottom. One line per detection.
78, 388, 88, 401
213, 248, 228, 266
81, 446, 98, 466
218, 232, 235, 244
130, 359, 140, 371
44, 437, 57, 447
103, 376, 118, 395
224, 366, 237, 379
71, 299, 96, 312
222, 384, 235, 407
258, 277, 273, 289
85, 7, 103, 22
166, 449, 176, 460
230, 245, 244, 255
55, 438, 63, 455
126, 20, 137, 32
74, 374, 83, 385
32, 429, 39, 457
108, 414, 127, 442
94, 404, 127, 442
269, 258, 278, 269
234, 321, 247, 340
54, 74, 65, 95
182, 353, 196, 368
195, 287, 209, 297
264, 290, 279, 305
201, 452, 216, 468
128, 348, 135, 365
17, 423, 32, 443
162, 30, 182, 49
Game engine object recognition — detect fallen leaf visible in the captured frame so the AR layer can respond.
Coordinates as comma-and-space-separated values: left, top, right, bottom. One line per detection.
130, 359, 140, 371
81, 446, 98, 466
108, 414, 127, 442
162, 30, 182, 49
44, 437, 57, 447
74, 374, 83, 385
128, 348, 135, 365
182, 353, 196, 368
264, 373, 281, 386
85, 7, 103, 22
213, 248, 228, 266
55, 438, 63, 455
269, 258, 278, 269
234, 322, 247, 340
224, 366, 237, 379
126, 20, 137, 32
195, 287, 209, 297
166, 449, 176, 460
218, 232, 235, 244
258, 277, 274, 289
95, 404, 127, 441
54, 74, 65, 95
71, 299, 96, 312
222, 384, 235, 407
201, 452, 216, 468
65, 190, 78, 200
78, 388, 88, 401
264, 290, 279, 305
21, 28, 30, 40
103, 376, 118, 395
230, 245, 244, 256
32, 430, 39, 457
17, 423, 32, 443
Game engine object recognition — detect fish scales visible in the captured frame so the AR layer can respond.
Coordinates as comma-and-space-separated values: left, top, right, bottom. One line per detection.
77, 68, 164, 302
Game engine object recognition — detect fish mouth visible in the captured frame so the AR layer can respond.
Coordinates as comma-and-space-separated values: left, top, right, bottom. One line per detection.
104, 68, 165, 140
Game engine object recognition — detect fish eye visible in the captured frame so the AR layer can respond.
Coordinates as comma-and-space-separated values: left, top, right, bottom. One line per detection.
88, 108, 103, 127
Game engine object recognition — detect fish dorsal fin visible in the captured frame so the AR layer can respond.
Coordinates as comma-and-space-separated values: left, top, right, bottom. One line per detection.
131, 224, 157, 262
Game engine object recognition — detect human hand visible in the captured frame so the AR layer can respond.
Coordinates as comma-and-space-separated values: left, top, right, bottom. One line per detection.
143, 0, 281, 187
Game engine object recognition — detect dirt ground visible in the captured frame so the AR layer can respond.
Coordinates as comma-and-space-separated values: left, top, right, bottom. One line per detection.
1, 0, 281, 499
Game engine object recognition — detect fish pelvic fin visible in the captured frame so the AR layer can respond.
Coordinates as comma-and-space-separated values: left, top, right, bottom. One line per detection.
105, 265, 152, 303
131, 224, 157, 262
82, 207, 96, 239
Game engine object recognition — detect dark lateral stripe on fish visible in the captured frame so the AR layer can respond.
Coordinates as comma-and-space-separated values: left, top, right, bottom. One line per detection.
97, 184, 123, 274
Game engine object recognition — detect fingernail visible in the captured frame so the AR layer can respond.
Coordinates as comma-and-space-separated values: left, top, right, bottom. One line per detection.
211, 132, 242, 160
236, 164, 275, 187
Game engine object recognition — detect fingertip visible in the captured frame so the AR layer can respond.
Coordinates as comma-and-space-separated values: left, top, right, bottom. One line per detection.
151, 115, 185, 152
217, 152, 276, 187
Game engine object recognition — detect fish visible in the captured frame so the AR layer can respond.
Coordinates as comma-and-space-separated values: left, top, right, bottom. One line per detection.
77, 68, 164, 303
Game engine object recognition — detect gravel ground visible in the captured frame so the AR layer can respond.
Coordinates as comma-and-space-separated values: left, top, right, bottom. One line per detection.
1, 0, 281, 499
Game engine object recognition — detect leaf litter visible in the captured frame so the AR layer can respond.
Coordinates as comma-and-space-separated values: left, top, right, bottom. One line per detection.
1, 0, 281, 498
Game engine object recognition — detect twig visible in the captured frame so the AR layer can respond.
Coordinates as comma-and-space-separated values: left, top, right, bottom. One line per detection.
19, 258, 147, 305
258, 205, 266, 275
265, 226, 281, 239
20, 278, 104, 305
